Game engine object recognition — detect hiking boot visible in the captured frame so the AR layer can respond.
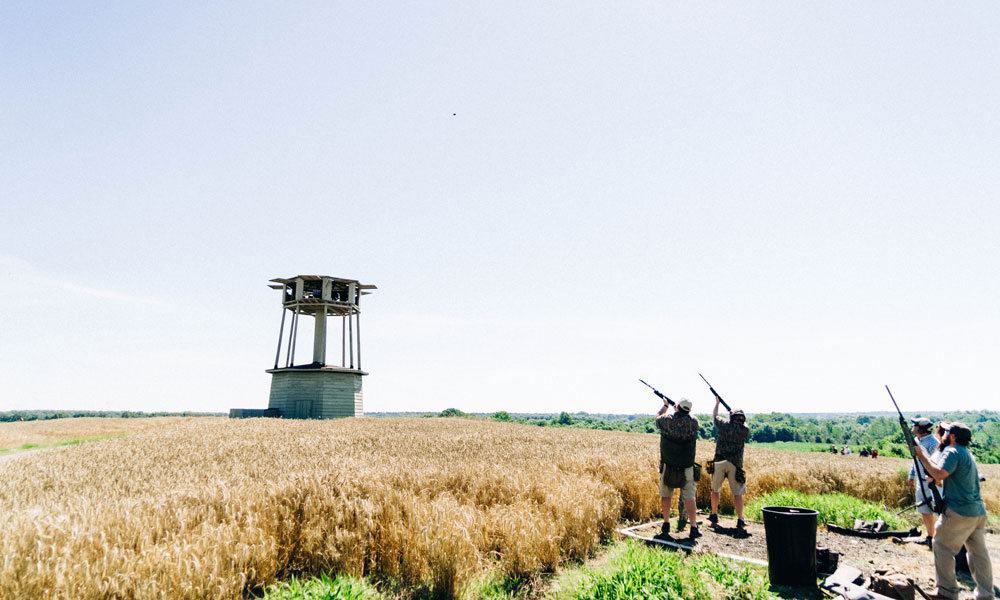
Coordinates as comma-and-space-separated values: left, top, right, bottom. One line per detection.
923, 535, 933, 547
707, 513, 719, 525
688, 526, 701, 539
660, 521, 670, 535
736, 519, 747, 529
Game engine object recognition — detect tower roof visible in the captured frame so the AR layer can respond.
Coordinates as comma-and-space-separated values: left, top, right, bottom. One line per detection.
268, 275, 377, 292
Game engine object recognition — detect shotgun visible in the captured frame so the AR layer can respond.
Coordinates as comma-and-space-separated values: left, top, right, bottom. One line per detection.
886, 385, 943, 514
698, 373, 732, 412
638, 379, 675, 406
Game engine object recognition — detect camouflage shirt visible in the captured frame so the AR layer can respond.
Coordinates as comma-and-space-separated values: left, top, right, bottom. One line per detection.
713, 415, 750, 468
656, 410, 699, 468
656, 411, 699, 441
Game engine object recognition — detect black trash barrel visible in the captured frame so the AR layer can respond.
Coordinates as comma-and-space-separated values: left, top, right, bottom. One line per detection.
761, 506, 818, 586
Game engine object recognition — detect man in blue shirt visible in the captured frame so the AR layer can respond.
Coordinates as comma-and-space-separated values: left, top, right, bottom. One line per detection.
916, 422, 993, 600
909, 417, 939, 543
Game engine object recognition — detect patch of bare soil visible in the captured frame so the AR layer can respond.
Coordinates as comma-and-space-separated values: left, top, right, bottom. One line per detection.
625, 513, 1000, 597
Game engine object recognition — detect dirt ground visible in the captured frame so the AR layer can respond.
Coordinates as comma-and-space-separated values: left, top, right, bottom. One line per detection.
624, 513, 1000, 598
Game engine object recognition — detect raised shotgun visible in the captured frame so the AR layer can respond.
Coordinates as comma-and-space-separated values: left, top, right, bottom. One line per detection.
698, 373, 732, 412
638, 379, 675, 406
886, 385, 943, 514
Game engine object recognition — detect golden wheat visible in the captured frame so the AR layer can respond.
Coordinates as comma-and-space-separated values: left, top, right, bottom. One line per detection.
0, 418, 995, 599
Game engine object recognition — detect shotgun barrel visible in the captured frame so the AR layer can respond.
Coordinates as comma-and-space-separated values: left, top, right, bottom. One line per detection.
638, 379, 675, 406
698, 373, 732, 412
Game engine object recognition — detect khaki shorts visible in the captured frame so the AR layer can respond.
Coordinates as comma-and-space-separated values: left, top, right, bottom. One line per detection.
914, 483, 942, 515
711, 460, 747, 496
659, 466, 696, 499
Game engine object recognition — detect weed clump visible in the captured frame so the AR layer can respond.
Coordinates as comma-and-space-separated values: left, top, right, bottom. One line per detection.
746, 489, 906, 529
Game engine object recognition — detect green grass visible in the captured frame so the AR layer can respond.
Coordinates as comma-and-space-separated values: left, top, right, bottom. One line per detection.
565, 540, 778, 600
746, 442, 830, 453
53, 434, 127, 447
253, 542, 786, 600
0, 434, 127, 454
259, 573, 381, 600
746, 489, 906, 530
466, 571, 535, 599
746, 441, 910, 459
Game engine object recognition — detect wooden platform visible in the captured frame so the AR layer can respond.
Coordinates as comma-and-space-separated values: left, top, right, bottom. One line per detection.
616, 519, 768, 566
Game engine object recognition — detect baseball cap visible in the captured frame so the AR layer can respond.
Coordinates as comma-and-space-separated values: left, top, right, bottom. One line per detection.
678, 398, 693, 411
948, 422, 972, 445
911, 417, 933, 430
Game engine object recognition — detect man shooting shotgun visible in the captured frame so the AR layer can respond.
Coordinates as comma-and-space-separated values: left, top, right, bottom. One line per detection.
698, 373, 750, 529
886, 385, 943, 546
639, 379, 700, 536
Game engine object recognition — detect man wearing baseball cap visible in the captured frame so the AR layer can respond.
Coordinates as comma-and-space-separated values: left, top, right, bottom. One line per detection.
654, 397, 701, 539
915, 422, 993, 600
909, 417, 940, 543
707, 399, 750, 529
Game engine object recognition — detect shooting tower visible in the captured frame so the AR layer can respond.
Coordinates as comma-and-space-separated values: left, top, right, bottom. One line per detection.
230, 274, 376, 419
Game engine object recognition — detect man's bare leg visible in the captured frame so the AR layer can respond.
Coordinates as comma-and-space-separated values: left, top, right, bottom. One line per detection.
920, 512, 936, 537
684, 497, 697, 524
684, 497, 699, 537
660, 495, 672, 534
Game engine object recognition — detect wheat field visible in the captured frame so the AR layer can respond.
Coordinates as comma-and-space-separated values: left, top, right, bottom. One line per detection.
0, 417, 996, 599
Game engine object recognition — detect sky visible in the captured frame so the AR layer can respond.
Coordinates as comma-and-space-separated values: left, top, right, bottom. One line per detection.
2, 2, 998, 416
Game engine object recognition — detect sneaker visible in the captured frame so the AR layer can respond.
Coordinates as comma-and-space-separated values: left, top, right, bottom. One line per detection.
736, 519, 747, 529
707, 513, 719, 525
688, 526, 701, 539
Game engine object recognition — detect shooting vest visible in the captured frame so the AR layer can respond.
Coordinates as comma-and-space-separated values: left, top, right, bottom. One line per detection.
713, 418, 750, 468
659, 414, 697, 469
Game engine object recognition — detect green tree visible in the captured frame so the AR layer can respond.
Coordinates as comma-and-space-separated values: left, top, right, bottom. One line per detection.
439, 408, 466, 418
491, 411, 511, 421
557, 411, 574, 426
753, 424, 776, 443
775, 427, 796, 442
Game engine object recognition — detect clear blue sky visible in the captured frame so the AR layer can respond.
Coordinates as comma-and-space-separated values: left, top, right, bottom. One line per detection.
2, 2, 998, 415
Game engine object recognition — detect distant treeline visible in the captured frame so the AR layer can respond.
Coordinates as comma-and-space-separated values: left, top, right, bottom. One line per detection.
388, 408, 1000, 464
0, 410, 225, 422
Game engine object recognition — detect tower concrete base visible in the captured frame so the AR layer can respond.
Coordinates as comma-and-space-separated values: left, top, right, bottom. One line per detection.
265, 366, 366, 419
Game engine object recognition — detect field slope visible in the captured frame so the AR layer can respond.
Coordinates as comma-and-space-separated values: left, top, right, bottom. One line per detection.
1, 417, 996, 599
